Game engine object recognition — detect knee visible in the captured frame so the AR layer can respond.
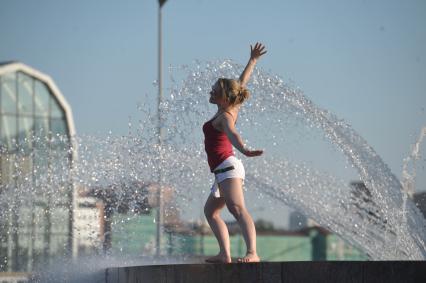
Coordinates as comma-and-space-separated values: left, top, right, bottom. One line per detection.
227, 204, 246, 220
204, 205, 218, 220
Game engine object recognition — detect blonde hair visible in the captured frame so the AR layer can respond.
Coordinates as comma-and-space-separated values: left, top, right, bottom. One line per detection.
218, 78, 250, 106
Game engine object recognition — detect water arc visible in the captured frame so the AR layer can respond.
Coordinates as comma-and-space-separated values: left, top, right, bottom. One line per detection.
156, 60, 426, 259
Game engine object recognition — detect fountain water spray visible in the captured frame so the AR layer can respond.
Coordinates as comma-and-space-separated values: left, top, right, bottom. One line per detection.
1, 60, 425, 281
62, 60, 426, 260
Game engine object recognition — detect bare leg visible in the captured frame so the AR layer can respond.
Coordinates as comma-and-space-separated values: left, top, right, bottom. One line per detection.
204, 194, 231, 263
219, 178, 260, 263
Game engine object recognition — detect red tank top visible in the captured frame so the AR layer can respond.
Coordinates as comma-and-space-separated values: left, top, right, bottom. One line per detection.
203, 115, 234, 172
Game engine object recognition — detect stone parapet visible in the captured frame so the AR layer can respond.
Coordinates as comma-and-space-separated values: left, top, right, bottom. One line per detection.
106, 261, 426, 283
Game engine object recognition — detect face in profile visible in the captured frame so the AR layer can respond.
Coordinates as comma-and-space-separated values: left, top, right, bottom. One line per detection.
209, 81, 224, 105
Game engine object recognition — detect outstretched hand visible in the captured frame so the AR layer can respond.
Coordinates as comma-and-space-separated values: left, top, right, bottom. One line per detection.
244, 149, 264, 157
250, 43, 267, 61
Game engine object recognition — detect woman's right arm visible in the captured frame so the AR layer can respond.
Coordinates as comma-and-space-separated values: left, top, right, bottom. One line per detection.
239, 42, 267, 87
221, 113, 263, 157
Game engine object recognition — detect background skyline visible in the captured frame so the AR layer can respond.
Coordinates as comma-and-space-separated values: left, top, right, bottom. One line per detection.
1, 0, 425, 199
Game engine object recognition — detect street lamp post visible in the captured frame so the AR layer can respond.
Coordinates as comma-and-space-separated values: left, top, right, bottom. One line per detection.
156, 0, 167, 257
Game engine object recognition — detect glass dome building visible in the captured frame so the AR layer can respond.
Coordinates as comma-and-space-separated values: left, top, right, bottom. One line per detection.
0, 61, 76, 274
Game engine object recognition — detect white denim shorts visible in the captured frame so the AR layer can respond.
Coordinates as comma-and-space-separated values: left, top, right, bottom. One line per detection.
210, 156, 245, 198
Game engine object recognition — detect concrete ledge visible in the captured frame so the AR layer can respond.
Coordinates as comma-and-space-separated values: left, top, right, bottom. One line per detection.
106, 261, 426, 283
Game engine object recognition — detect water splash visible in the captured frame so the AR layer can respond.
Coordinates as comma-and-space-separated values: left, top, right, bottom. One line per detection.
160, 59, 426, 259
75, 59, 426, 259
402, 126, 426, 197
1, 60, 425, 276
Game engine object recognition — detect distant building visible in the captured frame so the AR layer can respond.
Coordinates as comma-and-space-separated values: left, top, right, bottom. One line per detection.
0, 62, 76, 275
163, 221, 366, 261
73, 191, 104, 256
79, 181, 179, 255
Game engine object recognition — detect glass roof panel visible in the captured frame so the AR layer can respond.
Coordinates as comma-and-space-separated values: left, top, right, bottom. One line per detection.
50, 96, 64, 118
0, 114, 17, 150
17, 72, 33, 115
34, 80, 50, 117
50, 118, 69, 151
1, 72, 17, 114
18, 116, 34, 155
34, 117, 49, 149
51, 118, 68, 136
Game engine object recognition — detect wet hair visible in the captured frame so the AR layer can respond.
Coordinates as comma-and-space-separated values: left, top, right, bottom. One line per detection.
217, 78, 250, 106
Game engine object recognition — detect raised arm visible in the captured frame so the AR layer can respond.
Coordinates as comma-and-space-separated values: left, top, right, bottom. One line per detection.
239, 42, 267, 87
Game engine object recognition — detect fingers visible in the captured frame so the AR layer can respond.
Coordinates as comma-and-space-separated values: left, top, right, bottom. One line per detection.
257, 44, 266, 53
245, 150, 264, 157
257, 43, 266, 54
251, 42, 267, 58
253, 42, 265, 50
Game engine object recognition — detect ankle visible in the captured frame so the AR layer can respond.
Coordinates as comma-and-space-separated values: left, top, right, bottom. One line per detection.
219, 251, 231, 258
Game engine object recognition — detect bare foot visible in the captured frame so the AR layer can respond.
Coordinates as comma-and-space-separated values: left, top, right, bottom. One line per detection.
237, 252, 260, 263
205, 253, 232, 263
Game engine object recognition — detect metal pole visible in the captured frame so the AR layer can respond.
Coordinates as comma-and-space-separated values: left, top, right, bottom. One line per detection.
155, 3, 164, 257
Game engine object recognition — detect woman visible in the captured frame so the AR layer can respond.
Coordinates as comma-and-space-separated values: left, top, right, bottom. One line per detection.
203, 43, 267, 263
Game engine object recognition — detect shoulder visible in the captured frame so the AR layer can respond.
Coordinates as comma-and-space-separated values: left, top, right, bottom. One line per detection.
212, 112, 231, 130
221, 111, 238, 128
222, 111, 235, 122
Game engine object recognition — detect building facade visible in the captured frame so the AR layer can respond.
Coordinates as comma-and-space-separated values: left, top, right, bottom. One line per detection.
73, 194, 104, 256
0, 62, 76, 274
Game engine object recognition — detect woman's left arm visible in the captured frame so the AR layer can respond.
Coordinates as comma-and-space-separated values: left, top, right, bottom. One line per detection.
239, 42, 267, 87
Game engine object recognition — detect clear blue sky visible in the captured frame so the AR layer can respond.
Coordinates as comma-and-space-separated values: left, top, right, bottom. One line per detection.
1, 0, 426, 191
